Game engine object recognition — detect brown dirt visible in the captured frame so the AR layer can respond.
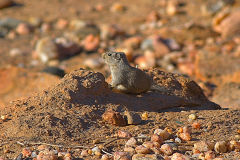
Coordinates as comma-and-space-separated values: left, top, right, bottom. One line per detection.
0, 0, 240, 159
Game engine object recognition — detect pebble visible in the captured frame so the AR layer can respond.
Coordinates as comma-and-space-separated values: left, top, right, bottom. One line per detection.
101, 154, 110, 160
28, 17, 42, 27
166, 1, 178, 16
124, 111, 142, 125
142, 141, 155, 149
102, 110, 127, 126
135, 145, 151, 154
0, 0, 13, 9
188, 114, 197, 120
194, 141, 214, 152
9, 48, 23, 57
22, 148, 32, 158
55, 37, 81, 57
154, 129, 170, 140
205, 151, 216, 160
111, 3, 125, 12
179, 132, 191, 141
35, 37, 59, 63
214, 141, 228, 153
40, 23, 51, 33
37, 145, 49, 151
92, 146, 101, 154
55, 18, 68, 30
171, 153, 190, 160
160, 144, 173, 156
192, 122, 201, 129
113, 152, 131, 160
82, 34, 100, 52
118, 130, 132, 138
151, 134, 163, 144
141, 112, 148, 120
125, 137, 137, 147
175, 137, 181, 143
152, 36, 170, 58
37, 150, 57, 160
123, 36, 142, 50
124, 147, 135, 153
16, 23, 32, 35
80, 149, 88, 157
132, 154, 161, 160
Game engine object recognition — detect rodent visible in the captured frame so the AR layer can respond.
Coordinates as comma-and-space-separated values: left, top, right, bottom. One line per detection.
102, 51, 166, 94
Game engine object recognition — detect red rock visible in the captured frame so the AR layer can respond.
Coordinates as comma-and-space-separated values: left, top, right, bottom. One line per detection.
205, 151, 216, 160
102, 110, 126, 126
135, 145, 151, 154
16, 23, 31, 35
179, 132, 191, 141
118, 130, 132, 138
151, 134, 163, 144
113, 152, 131, 160
83, 34, 100, 52
22, 148, 32, 157
194, 141, 214, 152
123, 36, 142, 50
192, 122, 201, 129
160, 144, 173, 156
125, 137, 137, 147
171, 153, 190, 160
152, 36, 170, 58
110, 3, 125, 12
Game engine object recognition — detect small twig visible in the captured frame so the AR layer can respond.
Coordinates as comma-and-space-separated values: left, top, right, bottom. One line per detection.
102, 149, 113, 156
16, 141, 25, 146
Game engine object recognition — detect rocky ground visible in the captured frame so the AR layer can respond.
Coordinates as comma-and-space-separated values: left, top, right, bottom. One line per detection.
0, 0, 240, 159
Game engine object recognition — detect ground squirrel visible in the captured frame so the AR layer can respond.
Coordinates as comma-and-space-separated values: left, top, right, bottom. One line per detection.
102, 51, 166, 94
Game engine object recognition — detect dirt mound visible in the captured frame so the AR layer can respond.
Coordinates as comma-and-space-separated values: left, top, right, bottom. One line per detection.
0, 68, 219, 144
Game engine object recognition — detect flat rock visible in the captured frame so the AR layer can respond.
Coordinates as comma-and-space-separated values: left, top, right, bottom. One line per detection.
0, 66, 60, 107
0, 68, 219, 143
194, 51, 240, 85
212, 82, 240, 109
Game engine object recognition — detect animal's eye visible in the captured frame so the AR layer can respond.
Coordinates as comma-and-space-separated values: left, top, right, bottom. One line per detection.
108, 53, 112, 56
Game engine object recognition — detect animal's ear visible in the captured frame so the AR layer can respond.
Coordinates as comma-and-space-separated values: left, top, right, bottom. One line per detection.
115, 53, 121, 60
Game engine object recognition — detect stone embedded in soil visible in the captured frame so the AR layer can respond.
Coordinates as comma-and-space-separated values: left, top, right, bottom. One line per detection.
135, 145, 151, 154
212, 82, 240, 109
194, 141, 214, 152
126, 137, 137, 147
124, 111, 142, 125
214, 141, 228, 153
160, 144, 173, 156
154, 129, 170, 140
102, 110, 127, 126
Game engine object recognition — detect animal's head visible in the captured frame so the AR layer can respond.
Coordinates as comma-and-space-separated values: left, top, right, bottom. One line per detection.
102, 52, 129, 66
